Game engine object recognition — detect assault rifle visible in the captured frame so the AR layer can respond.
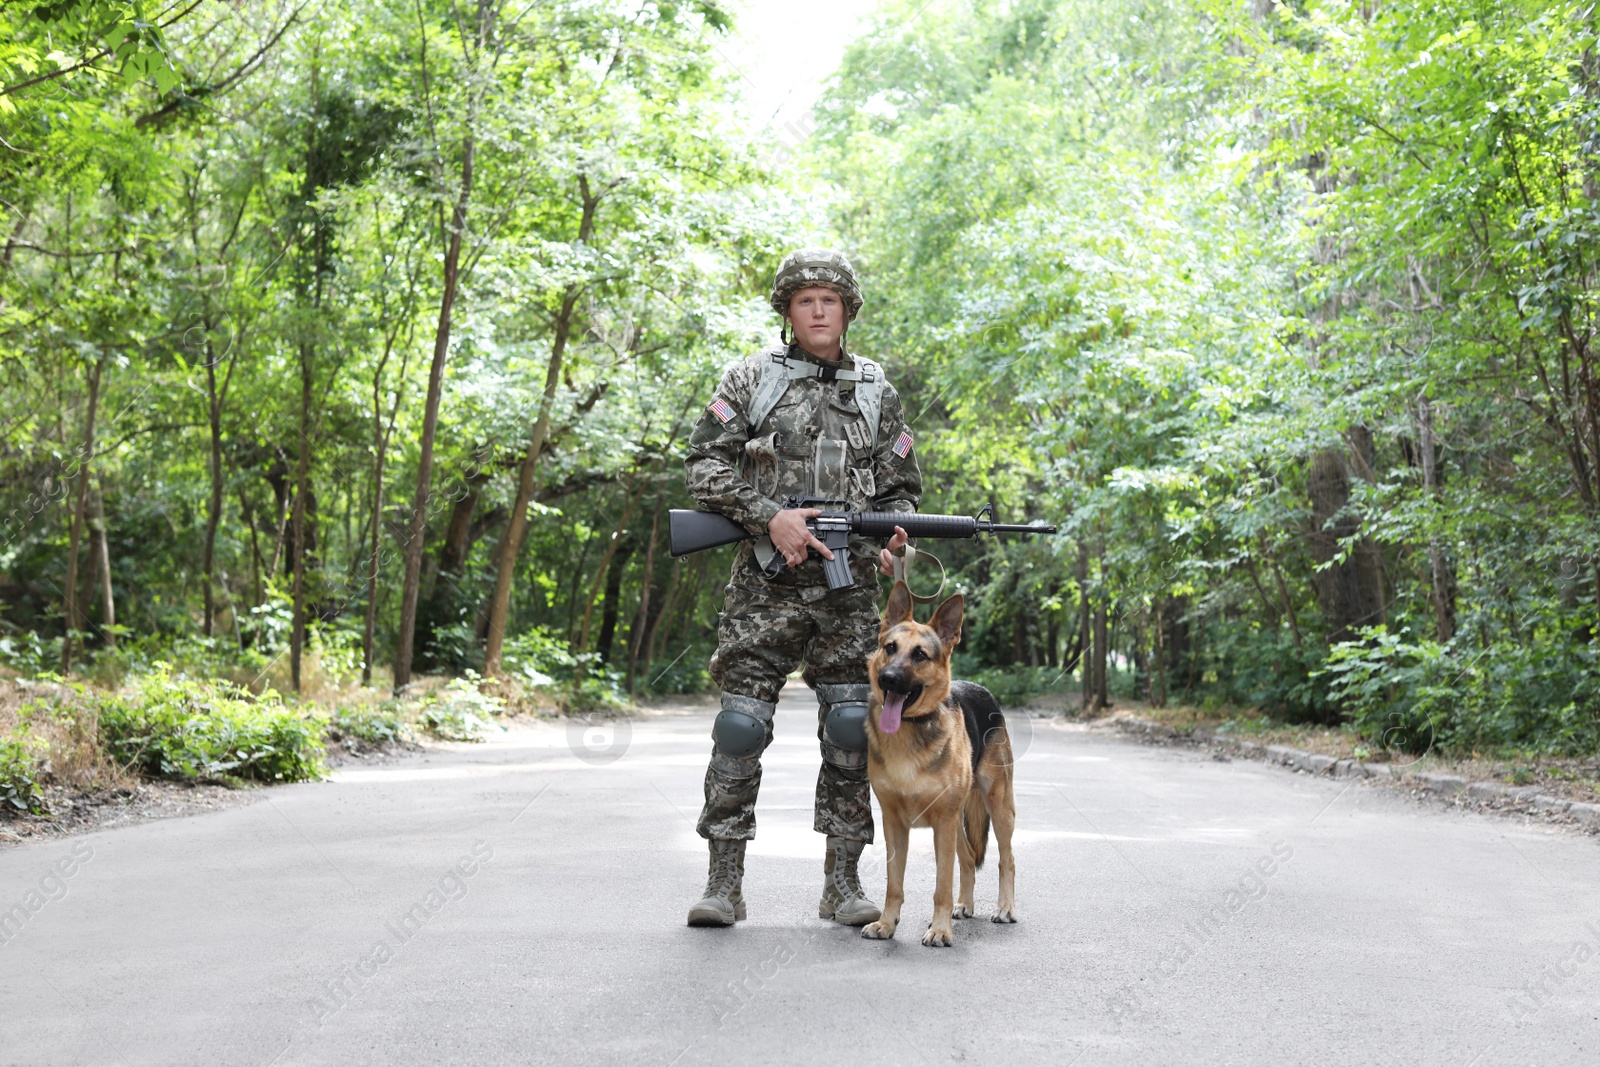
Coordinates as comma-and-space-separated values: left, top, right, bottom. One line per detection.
668, 496, 1057, 591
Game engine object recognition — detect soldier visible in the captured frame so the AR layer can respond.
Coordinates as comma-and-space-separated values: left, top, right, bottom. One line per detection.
684, 247, 922, 927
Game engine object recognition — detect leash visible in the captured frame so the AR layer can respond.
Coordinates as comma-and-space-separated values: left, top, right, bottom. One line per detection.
890, 542, 947, 604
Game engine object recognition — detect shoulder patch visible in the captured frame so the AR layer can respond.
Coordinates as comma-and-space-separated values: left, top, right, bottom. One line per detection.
892, 429, 914, 458
708, 398, 737, 425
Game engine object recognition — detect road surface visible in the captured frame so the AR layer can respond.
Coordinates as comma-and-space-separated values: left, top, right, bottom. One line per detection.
2, 681, 1597, 1065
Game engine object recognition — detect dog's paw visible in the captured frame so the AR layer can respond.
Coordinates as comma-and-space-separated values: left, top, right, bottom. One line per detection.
990, 907, 1017, 924
861, 920, 896, 940
952, 904, 973, 920
921, 925, 954, 947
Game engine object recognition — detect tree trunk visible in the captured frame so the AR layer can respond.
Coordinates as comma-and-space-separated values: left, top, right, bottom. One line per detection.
92, 484, 114, 647
1416, 395, 1456, 643
482, 179, 601, 679
1152, 596, 1166, 708
1045, 603, 1059, 672
1262, 538, 1303, 649
576, 490, 642, 657
241, 483, 263, 612
416, 475, 486, 671
1092, 585, 1109, 711
363, 407, 390, 687
60, 354, 104, 674
648, 559, 687, 669
394, 129, 475, 693
1306, 434, 1386, 644
266, 456, 290, 583
626, 503, 663, 692
362, 323, 413, 687
291, 338, 312, 692
1078, 539, 1091, 711
200, 324, 234, 638
595, 533, 634, 665
564, 531, 595, 645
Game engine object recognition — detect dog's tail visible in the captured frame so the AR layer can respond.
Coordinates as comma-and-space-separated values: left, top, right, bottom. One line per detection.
960, 788, 990, 870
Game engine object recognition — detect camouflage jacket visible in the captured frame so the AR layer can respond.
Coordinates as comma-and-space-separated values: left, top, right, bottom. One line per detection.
685, 345, 923, 586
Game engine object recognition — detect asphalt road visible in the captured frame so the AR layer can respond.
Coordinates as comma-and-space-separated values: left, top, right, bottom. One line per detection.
3, 681, 1598, 1066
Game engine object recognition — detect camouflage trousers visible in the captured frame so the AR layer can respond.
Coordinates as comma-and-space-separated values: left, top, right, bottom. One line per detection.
696, 568, 879, 844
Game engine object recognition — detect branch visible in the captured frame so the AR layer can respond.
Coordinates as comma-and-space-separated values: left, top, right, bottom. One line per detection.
134, 0, 311, 128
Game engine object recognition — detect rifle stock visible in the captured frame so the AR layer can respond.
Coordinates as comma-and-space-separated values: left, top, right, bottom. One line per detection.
668, 508, 753, 558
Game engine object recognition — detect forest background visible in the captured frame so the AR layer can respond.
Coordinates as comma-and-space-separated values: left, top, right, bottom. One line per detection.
4, 0, 1599, 808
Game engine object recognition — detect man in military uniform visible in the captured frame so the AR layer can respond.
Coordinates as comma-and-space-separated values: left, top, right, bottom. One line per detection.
684, 248, 922, 927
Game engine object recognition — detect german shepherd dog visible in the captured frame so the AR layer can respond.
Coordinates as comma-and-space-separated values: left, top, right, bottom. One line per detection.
862, 581, 1017, 947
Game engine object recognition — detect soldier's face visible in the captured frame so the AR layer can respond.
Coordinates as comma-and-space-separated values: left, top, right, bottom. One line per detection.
787, 286, 846, 359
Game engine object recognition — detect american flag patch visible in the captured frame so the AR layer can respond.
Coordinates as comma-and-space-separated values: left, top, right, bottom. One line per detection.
708, 398, 736, 425
892, 429, 914, 458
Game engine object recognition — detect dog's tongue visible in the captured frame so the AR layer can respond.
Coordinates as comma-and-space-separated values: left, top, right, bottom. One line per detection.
880, 691, 905, 734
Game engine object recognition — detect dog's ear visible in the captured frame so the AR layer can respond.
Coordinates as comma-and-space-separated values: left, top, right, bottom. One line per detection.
929, 593, 964, 653
883, 580, 914, 633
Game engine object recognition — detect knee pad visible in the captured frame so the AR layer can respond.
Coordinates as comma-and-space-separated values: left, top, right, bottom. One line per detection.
817, 682, 871, 754
712, 693, 775, 759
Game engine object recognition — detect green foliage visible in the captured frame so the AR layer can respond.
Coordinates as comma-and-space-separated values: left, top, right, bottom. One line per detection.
499, 628, 568, 687
952, 655, 1068, 708
0, 730, 48, 814
499, 630, 627, 710
96, 666, 327, 782
329, 703, 415, 746
809, 0, 1600, 752
416, 672, 505, 742
1319, 628, 1454, 754
10, 0, 1600, 763
639, 641, 713, 695
2, 1, 183, 105
0, 631, 65, 679
1202, 629, 1339, 725
1321, 627, 1600, 755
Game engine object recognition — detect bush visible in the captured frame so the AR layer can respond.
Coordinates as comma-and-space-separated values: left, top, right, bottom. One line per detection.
84, 632, 273, 691
1320, 626, 1600, 755
1204, 627, 1340, 724
500, 629, 627, 710
499, 628, 566, 687
0, 631, 64, 679
417, 672, 505, 742
0, 730, 47, 814
328, 703, 415, 746
97, 666, 327, 783
638, 642, 713, 695
308, 621, 364, 686
951, 656, 1068, 707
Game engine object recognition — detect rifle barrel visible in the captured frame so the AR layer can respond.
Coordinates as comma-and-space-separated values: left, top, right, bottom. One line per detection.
985, 522, 1057, 534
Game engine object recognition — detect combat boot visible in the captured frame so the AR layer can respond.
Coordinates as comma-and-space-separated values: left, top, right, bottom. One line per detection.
818, 835, 881, 925
687, 838, 747, 927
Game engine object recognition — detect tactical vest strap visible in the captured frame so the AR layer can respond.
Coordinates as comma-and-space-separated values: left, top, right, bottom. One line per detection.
746, 347, 886, 447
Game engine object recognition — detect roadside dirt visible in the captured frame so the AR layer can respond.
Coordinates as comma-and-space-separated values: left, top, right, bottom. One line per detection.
0, 735, 420, 851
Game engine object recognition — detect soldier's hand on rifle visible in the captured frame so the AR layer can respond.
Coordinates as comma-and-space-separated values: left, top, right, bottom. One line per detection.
877, 525, 909, 577
769, 507, 833, 568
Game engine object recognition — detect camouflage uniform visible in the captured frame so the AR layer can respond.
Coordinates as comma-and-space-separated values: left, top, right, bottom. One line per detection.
686, 338, 922, 843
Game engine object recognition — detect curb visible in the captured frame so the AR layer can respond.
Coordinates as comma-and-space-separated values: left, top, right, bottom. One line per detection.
1106, 718, 1600, 833
1230, 737, 1600, 830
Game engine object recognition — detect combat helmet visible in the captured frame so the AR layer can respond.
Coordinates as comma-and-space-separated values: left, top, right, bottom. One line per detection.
769, 247, 864, 322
